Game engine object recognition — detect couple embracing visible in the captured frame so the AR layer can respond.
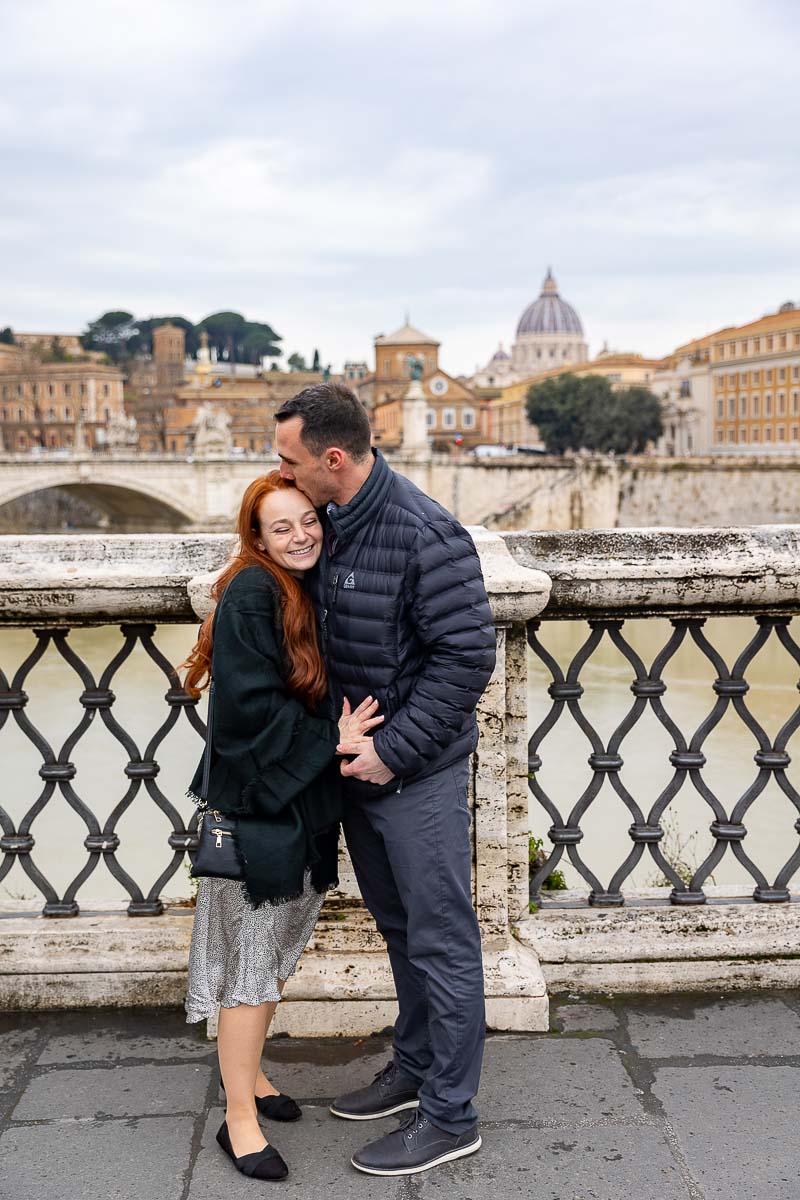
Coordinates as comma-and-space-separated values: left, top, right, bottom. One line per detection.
181, 383, 496, 1182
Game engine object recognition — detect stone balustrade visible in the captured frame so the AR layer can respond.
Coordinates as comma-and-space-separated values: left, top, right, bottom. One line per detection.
1, 526, 799, 1029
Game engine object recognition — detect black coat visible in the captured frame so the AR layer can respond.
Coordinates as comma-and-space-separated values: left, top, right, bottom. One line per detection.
309, 449, 497, 802
188, 565, 342, 907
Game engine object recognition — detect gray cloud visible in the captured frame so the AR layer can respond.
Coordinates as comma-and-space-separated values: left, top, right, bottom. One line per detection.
1, 0, 798, 372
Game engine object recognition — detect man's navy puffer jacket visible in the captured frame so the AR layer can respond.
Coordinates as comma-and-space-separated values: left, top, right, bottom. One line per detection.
309, 448, 497, 801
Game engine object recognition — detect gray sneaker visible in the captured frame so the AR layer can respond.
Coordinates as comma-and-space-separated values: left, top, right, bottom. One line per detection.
351, 1110, 481, 1176
330, 1060, 420, 1120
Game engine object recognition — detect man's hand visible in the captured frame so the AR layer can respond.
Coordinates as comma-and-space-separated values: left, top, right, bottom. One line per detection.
337, 736, 395, 785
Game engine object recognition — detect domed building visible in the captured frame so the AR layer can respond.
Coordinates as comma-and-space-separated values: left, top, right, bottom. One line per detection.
473, 269, 588, 387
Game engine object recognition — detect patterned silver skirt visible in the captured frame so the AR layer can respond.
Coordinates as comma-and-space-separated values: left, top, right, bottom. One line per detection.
184, 869, 325, 1023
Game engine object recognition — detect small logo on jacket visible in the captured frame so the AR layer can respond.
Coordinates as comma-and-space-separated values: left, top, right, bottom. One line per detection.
343, 572, 356, 589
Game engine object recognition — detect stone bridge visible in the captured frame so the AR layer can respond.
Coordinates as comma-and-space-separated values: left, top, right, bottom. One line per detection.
2, 450, 800, 530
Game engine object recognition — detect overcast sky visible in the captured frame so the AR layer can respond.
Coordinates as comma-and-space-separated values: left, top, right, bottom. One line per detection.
2, 0, 799, 375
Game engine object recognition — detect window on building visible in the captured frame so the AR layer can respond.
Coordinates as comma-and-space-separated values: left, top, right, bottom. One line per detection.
0, 407, 5, 420
728, 429, 736, 443
778, 426, 786, 441
462, 408, 476, 429
766, 369, 773, 384
778, 393, 786, 415
793, 366, 799, 381
728, 374, 736, 387
794, 333, 800, 347
80, 383, 86, 396
716, 398, 723, 418
47, 384, 54, 397
443, 408, 456, 429
793, 392, 799, 414
739, 428, 748, 443
793, 426, 799, 442
47, 407, 55, 421
715, 427, 723, 443
765, 427, 773, 442
102, 384, 110, 397
752, 370, 760, 384
740, 395, 747, 417
64, 383, 71, 397
64, 406, 72, 420
754, 337, 761, 351
17, 407, 24, 421
752, 427, 760, 442
15, 384, 22, 397
779, 368, 786, 382
780, 334, 787, 349
727, 397, 735, 418
17, 433, 26, 449
765, 394, 772, 416
741, 340, 748, 355
104, 407, 110, 421
766, 337, 774, 351
48, 431, 58, 447
729, 342, 736, 356
753, 395, 760, 416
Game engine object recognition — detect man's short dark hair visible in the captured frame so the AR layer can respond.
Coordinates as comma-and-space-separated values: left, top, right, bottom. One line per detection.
275, 382, 372, 461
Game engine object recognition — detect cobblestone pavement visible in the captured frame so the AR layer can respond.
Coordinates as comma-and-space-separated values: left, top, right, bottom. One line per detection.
2, 991, 800, 1200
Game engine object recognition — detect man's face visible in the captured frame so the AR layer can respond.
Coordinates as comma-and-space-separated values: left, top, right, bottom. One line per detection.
275, 416, 336, 507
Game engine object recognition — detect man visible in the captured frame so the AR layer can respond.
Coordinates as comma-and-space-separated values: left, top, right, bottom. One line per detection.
274, 382, 496, 1177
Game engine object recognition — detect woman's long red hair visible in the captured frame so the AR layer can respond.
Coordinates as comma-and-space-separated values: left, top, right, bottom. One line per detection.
181, 472, 327, 710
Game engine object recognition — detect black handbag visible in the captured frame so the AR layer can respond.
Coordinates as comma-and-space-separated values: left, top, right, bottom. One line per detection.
190, 680, 244, 880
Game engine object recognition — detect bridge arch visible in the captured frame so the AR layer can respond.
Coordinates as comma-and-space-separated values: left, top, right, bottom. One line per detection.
0, 473, 199, 530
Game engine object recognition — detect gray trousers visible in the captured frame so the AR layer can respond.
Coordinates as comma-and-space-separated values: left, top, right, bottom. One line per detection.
342, 757, 485, 1134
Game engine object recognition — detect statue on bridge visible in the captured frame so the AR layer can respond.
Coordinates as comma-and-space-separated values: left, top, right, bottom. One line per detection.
105, 410, 139, 453
192, 403, 233, 458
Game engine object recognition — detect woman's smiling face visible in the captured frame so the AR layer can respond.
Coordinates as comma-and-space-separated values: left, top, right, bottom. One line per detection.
255, 487, 323, 574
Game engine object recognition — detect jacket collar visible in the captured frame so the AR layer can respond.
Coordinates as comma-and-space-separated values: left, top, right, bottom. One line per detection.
325, 448, 393, 545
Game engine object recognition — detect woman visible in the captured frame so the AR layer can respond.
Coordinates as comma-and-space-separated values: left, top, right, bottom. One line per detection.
181, 471, 382, 1182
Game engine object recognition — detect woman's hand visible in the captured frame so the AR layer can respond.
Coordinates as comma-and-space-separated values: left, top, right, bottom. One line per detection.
338, 695, 384, 748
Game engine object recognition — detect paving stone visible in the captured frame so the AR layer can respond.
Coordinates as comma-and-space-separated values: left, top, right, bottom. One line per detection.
12, 1062, 211, 1120
415, 1125, 689, 1200
187, 1105, 402, 1198
38, 1030, 214, 1066
0, 1115, 194, 1200
0, 1028, 39, 1088
477, 1037, 642, 1123
553, 1004, 619, 1033
626, 997, 800, 1059
260, 1036, 392, 1102
652, 1065, 800, 1200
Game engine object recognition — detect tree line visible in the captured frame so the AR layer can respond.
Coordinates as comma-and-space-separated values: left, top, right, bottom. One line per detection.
525, 373, 663, 454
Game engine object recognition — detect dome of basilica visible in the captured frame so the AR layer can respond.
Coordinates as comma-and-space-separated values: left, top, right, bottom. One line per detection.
516, 269, 584, 337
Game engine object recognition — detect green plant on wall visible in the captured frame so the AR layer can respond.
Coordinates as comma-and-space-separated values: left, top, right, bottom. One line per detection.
529, 834, 566, 912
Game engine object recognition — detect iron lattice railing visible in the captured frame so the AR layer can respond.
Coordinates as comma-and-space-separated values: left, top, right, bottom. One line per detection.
528, 615, 800, 907
0, 624, 204, 916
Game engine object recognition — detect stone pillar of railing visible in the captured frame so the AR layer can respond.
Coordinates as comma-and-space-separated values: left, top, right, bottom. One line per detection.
188, 528, 552, 1034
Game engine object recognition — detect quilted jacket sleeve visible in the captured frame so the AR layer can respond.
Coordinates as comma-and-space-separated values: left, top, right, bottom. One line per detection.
210, 574, 339, 816
372, 519, 497, 777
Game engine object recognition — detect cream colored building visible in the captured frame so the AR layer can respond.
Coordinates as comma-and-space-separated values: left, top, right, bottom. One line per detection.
650, 337, 712, 455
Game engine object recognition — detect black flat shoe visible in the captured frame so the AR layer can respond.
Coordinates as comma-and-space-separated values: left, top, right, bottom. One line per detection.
256, 1093, 302, 1122
216, 1120, 288, 1181
219, 1076, 302, 1122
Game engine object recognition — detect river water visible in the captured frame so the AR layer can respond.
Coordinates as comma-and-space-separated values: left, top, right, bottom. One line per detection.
1, 616, 798, 904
